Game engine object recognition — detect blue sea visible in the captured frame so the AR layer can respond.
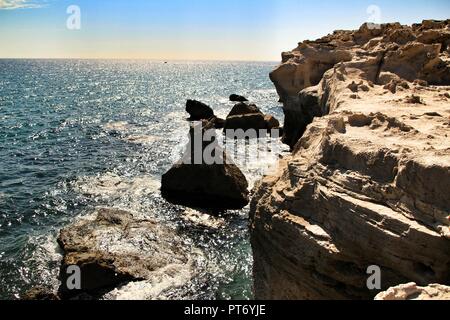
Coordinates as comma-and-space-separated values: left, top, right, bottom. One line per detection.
0, 59, 284, 299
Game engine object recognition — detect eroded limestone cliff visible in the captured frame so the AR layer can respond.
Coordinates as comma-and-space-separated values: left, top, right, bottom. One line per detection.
250, 20, 450, 300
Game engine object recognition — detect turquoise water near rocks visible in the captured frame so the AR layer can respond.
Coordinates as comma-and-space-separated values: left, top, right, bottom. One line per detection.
0, 59, 284, 299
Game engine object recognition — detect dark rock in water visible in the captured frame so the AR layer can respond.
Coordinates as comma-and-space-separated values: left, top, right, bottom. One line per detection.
161, 158, 249, 210
162, 121, 249, 210
229, 94, 249, 102
264, 114, 281, 129
209, 116, 226, 129
227, 102, 263, 117
224, 113, 267, 132
22, 287, 60, 300
186, 99, 214, 121
57, 208, 197, 299
224, 102, 267, 132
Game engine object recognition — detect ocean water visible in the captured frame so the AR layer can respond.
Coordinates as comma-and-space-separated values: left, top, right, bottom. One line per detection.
0, 59, 285, 300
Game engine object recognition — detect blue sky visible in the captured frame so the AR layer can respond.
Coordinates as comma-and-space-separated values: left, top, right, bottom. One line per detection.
0, 0, 449, 60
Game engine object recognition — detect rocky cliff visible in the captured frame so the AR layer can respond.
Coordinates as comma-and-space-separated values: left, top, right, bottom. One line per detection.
250, 20, 450, 300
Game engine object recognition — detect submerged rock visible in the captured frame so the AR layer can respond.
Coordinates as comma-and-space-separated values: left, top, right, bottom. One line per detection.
186, 99, 215, 121
229, 94, 249, 102
251, 20, 450, 300
57, 208, 198, 299
375, 283, 450, 300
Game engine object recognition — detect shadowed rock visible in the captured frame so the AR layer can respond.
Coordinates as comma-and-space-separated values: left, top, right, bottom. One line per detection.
229, 94, 249, 102
186, 99, 214, 121
161, 121, 249, 210
224, 102, 280, 133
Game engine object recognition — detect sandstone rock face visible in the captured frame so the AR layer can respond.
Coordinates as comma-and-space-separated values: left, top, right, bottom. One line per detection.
58, 208, 200, 299
375, 283, 450, 300
271, 20, 450, 149
250, 20, 450, 300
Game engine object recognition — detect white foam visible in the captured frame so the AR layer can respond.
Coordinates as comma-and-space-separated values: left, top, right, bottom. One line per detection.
72, 172, 161, 198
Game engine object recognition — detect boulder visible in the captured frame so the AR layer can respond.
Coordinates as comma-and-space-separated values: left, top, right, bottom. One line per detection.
227, 102, 263, 117
224, 102, 268, 132
57, 208, 198, 299
161, 156, 249, 210
224, 113, 267, 132
264, 115, 280, 129
229, 94, 249, 102
161, 121, 249, 210
375, 283, 450, 300
186, 99, 214, 121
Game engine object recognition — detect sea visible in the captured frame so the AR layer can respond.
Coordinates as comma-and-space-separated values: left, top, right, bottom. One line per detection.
0, 59, 286, 300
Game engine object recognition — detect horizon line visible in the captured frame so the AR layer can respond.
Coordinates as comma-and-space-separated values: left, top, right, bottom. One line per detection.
0, 57, 280, 63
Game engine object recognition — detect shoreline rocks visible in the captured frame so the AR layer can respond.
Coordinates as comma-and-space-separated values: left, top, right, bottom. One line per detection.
186, 99, 214, 121
375, 283, 450, 300
161, 121, 250, 210
224, 102, 281, 134
270, 20, 450, 149
250, 20, 450, 300
230, 94, 249, 102
57, 208, 199, 299
162, 158, 250, 210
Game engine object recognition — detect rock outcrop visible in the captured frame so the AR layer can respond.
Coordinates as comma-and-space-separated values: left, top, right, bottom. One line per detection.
270, 20, 450, 149
57, 208, 199, 299
162, 120, 250, 210
375, 283, 450, 300
162, 156, 250, 209
186, 99, 215, 121
224, 102, 281, 134
250, 20, 450, 300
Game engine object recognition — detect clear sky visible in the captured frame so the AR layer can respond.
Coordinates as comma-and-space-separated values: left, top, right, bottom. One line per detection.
0, 0, 449, 61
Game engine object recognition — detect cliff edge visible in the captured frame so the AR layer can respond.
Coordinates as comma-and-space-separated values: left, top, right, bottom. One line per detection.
250, 20, 450, 299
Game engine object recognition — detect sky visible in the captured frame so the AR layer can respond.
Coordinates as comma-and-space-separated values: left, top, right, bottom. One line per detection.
0, 0, 449, 61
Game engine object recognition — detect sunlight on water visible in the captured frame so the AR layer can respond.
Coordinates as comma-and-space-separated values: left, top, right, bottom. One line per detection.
0, 59, 284, 300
